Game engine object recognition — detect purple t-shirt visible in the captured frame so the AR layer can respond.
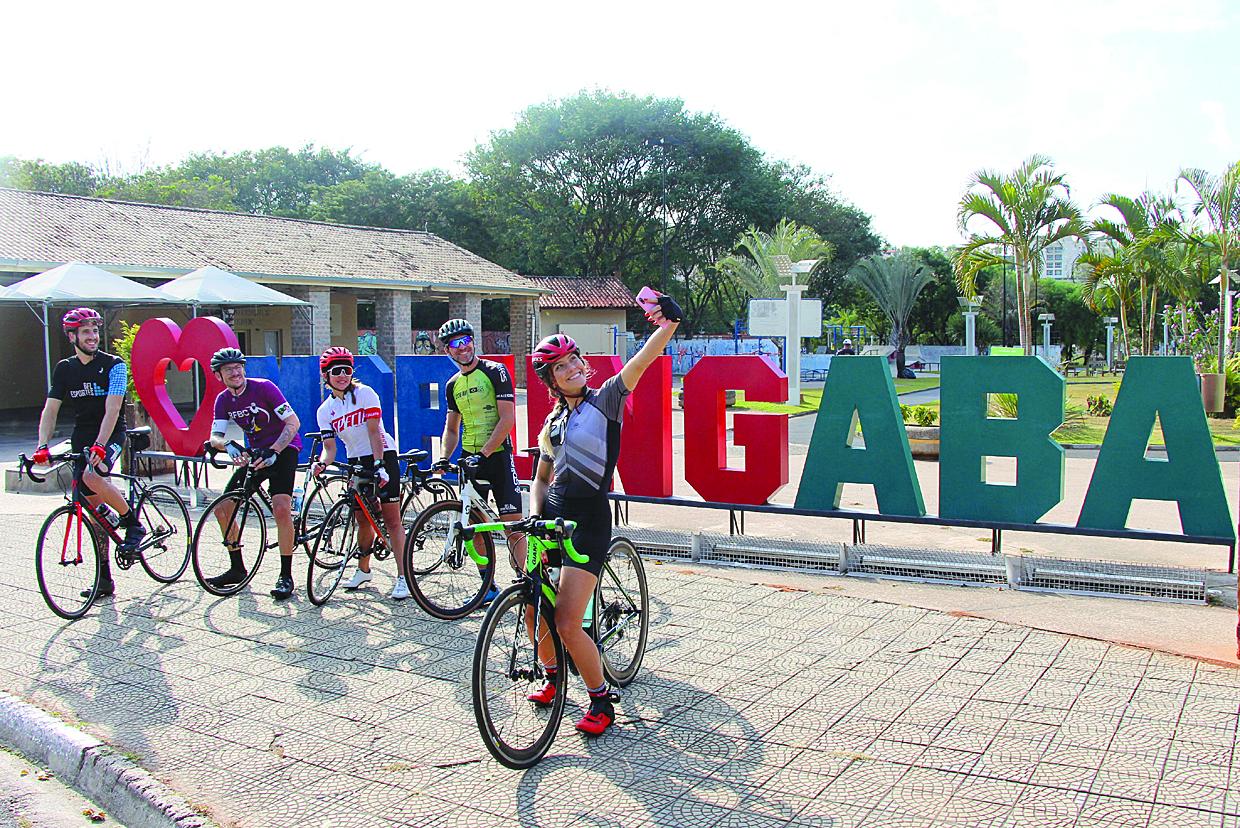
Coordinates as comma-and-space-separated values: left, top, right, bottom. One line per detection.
212, 378, 303, 452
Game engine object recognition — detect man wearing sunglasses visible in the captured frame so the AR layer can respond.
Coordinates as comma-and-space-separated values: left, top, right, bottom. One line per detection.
435, 319, 524, 599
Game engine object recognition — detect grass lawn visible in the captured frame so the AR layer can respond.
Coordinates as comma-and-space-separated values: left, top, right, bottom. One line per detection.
727, 372, 1240, 445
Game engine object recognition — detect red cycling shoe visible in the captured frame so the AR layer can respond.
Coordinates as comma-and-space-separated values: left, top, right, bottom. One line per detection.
527, 680, 557, 707
575, 693, 616, 737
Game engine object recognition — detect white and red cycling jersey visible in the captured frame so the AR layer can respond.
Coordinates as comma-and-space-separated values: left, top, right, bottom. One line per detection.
315, 382, 395, 459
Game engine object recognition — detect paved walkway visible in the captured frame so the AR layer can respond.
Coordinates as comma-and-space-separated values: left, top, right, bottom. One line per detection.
4, 508, 1239, 827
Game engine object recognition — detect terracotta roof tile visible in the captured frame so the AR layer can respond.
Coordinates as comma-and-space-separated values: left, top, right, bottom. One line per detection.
527, 275, 633, 309
0, 188, 540, 295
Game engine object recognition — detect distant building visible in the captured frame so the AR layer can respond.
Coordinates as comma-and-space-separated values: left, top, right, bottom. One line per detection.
526, 275, 633, 355
1042, 237, 1089, 280
0, 188, 546, 408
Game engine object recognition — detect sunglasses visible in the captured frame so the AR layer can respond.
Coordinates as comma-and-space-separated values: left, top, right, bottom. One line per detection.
447, 335, 473, 349
327, 365, 353, 377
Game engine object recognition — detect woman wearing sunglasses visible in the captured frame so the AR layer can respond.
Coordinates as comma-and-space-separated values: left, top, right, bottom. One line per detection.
311, 347, 410, 600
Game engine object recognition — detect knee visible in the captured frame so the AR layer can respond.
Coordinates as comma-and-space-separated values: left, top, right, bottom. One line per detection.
271, 498, 293, 521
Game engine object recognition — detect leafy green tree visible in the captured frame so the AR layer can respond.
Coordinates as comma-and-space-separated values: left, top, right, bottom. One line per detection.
713, 219, 834, 296
904, 247, 958, 344
1177, 161, 1240, 368
954, 154, 1088, 353
0, 156, 101, 195
1077, 241, 1136, 357
1036, 278, 1103, 362
97, 170, 237, 210
849, 250, 935, 376
176, 145, 370, 216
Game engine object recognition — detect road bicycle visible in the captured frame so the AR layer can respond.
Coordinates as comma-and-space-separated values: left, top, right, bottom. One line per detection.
21, 428, 193, 620
402, 456, 505, 620
304, 462, 400, 606
470, 517, 649, 768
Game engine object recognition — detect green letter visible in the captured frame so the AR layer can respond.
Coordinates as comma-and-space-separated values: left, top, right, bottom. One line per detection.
940, 356, 1064, 523
795, 356, 924, 515
1078, 357, 1233, 539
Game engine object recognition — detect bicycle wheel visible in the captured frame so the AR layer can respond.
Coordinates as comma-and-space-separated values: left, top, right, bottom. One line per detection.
596, 537, 650, 687
35, 504, 101, 620
399, 477, 455, 535
134, 484, 192, 583
404, 499, 496, 619
473, 585, 567, 769
307, 498, 357, 606
298, 474, 348, 553
192, 492, 267, 596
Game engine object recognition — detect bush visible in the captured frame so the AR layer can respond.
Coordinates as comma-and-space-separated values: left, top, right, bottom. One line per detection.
901, 404, 938, 426
110, 321, 139, 402
1085, 394, 1112, 417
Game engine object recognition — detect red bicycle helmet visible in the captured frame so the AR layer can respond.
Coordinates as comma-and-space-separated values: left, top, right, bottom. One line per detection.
62, 307, 103, 332
319, 346, 355, 372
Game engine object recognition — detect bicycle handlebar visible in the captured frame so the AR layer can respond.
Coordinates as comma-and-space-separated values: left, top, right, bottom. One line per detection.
19, 448, 114, 484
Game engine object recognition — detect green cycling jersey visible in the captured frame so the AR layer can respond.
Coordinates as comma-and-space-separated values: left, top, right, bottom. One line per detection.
445, 359, 515, 453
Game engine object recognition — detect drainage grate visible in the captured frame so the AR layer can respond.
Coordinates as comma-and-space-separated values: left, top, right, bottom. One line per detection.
1018, 556, 1208, 603
850, 544, 1008, 586
620, 527, 694, 561
702, 532, 842, 572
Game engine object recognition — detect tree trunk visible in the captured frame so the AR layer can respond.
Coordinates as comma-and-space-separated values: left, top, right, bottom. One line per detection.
893, 328, 907, 377
1219, 263, 1230, 370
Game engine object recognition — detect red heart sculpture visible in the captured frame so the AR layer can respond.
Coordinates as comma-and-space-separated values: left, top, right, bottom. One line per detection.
132, 317, 239, 457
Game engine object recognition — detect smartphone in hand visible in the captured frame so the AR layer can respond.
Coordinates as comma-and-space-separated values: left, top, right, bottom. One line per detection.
636, 286, 669, 327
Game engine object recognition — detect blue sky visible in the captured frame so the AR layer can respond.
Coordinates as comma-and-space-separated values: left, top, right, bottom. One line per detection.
4, 0, 1236, 248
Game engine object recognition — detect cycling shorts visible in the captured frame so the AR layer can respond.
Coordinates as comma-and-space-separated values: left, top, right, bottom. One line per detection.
71, 435, 124, 497
226, 446, 299, 498
473, 449, 522, 516
350, 450, 401, 504
543, 494, 610, 578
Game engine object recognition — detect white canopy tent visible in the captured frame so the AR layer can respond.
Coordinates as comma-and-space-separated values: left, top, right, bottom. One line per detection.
156, 266, 310, 313
0, 261, 185, 388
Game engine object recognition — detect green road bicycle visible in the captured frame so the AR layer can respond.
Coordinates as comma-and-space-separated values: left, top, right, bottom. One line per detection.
470, 517, 649, 768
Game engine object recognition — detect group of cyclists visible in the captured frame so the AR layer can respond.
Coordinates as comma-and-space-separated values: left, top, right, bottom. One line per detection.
33, 289, 683, 737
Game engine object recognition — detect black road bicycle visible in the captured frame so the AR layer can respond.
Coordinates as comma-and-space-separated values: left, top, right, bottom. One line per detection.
21, 427, 192, 620
470, 517, 649, 768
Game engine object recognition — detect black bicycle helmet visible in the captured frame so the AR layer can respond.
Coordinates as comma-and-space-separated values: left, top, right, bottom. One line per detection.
210, 347, 246, 371
438, 318, 473, 342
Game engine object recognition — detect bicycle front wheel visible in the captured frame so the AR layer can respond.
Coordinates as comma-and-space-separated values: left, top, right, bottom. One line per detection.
192, 492, 267, 596
307, 498, 357, 606
596, 537, 650, 687
35, 504, 102, 620
473, 585, 566, 769
404, 499, 495, 619
134, 484, 192, 583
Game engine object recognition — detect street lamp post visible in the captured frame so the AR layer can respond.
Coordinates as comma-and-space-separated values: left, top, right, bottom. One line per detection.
1038, 313, 1055, 363
1103, 317, 1118, 371
958, 295, 982, 356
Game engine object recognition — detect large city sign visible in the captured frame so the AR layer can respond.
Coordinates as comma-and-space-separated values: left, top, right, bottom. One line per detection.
131, 318, 1234, 541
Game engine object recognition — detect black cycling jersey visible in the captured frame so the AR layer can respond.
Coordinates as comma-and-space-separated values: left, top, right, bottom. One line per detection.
47, 351, 128, 445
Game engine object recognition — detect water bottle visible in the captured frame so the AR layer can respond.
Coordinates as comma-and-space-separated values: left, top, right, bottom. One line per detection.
547, 567, 560, 589
291, 485, 303, 513
97, 504, 121, 529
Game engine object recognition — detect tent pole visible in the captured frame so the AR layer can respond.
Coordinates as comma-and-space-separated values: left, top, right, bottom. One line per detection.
43, 302, 52, 392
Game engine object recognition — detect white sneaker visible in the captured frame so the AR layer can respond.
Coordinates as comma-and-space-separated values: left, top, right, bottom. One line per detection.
391, 576, 410, 601
343, 569, 373, 590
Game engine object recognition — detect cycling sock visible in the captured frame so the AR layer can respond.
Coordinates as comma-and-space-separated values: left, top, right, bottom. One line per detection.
279, 555, 293, 579
587, 683, 608, 697
228, 549, 244, 571
121, 507, 140, 526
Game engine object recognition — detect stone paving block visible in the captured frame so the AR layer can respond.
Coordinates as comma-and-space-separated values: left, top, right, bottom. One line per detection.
1074, 793, 1156, 828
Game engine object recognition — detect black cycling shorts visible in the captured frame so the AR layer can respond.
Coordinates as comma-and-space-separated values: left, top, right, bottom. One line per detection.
350, 450, 401, 503
71, 434, 124, 497
543, 494, 610, 578
227, 446, 299, 498
473, 449, 522, 516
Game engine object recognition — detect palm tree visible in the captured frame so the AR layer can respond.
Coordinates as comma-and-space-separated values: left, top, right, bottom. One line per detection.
1077, 242, 1136, 358
1177, 161, 1240, 368
714, 218, 834, 297
849, 250, 934, 377
954, 155, 1089, 354
1091, 192, 1180, 354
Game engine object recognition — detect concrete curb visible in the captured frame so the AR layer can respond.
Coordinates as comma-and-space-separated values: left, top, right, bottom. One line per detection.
0, 690, 220, 828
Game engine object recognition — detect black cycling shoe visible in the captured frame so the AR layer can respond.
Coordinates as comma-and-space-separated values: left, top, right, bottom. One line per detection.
119, 521, 147, 552
205, 567, 248, 590
270, 575, 295, 600
82, 579, 115, 599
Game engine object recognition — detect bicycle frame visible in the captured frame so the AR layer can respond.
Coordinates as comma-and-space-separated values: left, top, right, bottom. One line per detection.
462, 518, 587, 604
25, 447, 140, 563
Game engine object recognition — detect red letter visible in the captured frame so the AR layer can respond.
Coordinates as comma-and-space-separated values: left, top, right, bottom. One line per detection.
683, 356, 788, 505
523, 355, 673, 496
